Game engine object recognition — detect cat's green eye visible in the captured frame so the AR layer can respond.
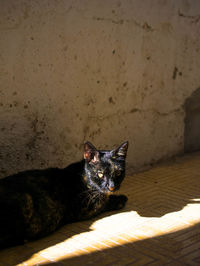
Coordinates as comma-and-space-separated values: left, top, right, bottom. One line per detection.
97, 171, 104, 178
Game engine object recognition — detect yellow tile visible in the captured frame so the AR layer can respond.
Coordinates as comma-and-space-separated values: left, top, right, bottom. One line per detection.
18, 254, 52, 266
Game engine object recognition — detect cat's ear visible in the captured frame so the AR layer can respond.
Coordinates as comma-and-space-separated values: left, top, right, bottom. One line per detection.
114, 141, 129, 158
84, 141, 100, 163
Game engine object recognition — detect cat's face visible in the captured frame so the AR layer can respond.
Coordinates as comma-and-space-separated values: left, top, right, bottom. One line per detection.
84, 141, 128, 193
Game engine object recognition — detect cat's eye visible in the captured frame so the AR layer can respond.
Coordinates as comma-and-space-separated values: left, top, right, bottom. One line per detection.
97, 171, 104, 178
115, 170, 121, 176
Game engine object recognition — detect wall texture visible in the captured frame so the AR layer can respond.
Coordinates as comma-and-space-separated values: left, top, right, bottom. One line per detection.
0, 0, 200, 177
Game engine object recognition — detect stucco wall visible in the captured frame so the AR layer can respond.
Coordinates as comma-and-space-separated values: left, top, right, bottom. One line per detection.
0, 0, 200, 177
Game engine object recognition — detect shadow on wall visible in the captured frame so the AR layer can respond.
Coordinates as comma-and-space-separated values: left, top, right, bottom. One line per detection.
184, 87, 200, 152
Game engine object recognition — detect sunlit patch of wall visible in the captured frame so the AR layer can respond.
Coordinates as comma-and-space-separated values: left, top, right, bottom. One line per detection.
0, 0, 200, 177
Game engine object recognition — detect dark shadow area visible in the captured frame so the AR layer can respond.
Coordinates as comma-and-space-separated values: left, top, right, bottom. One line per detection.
184, 87, 200, 152
42, 222, 200, 265
0, 210, 123, 265
0, 223, 89, 265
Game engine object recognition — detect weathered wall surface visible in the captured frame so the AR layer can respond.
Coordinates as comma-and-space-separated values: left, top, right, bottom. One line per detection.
0, 0, 200, 177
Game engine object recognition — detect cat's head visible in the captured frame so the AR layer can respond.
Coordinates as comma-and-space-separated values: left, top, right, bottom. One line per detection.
83, 141, 129, 193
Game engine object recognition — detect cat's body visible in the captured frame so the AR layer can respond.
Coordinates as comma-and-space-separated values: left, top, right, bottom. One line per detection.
0, 141, 128, 249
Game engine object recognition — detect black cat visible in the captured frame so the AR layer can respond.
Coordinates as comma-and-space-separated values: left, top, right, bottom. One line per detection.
0, 141, 128, 248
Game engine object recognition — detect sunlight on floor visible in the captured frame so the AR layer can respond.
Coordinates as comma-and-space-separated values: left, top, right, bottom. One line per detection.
19, 199, 200, 265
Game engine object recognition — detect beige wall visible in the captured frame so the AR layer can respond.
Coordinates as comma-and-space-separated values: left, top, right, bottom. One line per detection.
0, 0, 200, 177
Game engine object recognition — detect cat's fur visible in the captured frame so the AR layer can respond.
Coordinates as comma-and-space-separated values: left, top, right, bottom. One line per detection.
0, 141, 128, 249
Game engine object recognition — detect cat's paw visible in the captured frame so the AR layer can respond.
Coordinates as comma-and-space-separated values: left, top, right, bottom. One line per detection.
107, 194, 128, 211
115, 195, 128, 210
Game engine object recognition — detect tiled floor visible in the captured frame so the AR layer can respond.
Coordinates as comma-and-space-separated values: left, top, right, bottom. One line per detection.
1, 152, 200, 265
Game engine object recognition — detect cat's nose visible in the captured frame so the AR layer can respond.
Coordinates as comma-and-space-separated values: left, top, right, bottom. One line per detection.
107, 185, 115, 192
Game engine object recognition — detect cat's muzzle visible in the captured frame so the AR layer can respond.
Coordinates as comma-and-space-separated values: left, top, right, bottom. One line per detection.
107, 185, 116, 192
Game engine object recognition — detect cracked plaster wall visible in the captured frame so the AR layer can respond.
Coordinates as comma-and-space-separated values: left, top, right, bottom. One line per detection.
0, 0, 200, 177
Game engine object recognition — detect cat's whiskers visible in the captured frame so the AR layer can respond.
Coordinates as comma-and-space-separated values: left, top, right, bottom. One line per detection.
87, 190, 99, 205
80, 188, 100, 207
86, 189, 103, 208
80, 190, 92, 204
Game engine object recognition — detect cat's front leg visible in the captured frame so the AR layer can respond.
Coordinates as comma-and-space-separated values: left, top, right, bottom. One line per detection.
104, 194, 128, 212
